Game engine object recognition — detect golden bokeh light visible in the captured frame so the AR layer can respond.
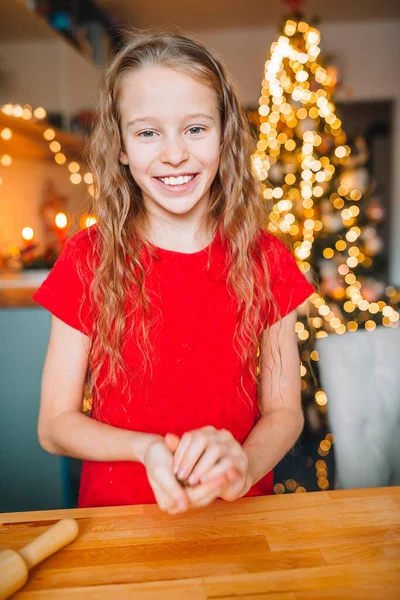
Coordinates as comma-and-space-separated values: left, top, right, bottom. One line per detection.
55, 213, 68, 228
33, 107, 46, 119
1, 154, 12, 166
43, 128, 55, 141
22, 227, 34, 241
1, 128, 12, 140
50, 141, 61, 153
55, 153, 67, 165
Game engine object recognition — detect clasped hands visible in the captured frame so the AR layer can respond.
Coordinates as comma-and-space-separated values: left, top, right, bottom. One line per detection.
144, 426, 251, 514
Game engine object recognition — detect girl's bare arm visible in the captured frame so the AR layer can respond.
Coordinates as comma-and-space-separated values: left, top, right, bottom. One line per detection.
37, 315, 161, 464
241, 309, 305, 487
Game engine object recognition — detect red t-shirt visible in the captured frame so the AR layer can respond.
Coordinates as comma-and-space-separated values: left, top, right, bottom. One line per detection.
33, 226, 315, 507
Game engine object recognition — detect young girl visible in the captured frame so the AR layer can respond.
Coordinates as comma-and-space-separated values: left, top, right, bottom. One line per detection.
33, 30, 315, 515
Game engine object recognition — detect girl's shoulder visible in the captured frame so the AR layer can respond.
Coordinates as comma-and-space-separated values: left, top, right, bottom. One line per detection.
62, 224, 100, 273
257, 228, 287, 248
256, 229, 294, 266
33, 225, 98, 334
256, 229, 316, 322
66, 224, 99, 252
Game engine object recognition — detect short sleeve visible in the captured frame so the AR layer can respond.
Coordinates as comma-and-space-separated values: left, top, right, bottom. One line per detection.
263, 232, 316, 326
32, 231, 94, 335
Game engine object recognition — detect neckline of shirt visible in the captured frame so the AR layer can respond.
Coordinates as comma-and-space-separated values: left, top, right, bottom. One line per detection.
148, 228, 221, 257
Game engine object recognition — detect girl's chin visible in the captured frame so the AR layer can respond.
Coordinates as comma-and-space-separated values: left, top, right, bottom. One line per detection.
150, 195, 205, 216
161, 200, 202, 214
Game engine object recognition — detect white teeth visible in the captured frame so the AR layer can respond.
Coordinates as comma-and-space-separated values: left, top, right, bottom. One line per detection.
158, 175, 195, 186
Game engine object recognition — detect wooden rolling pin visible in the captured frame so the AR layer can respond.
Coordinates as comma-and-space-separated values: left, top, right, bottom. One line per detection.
0, 518, 79, 599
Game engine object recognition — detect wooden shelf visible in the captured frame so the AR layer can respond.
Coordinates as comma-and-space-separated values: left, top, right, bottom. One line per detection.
0, 112, 85, 161
0, 287, 39, 308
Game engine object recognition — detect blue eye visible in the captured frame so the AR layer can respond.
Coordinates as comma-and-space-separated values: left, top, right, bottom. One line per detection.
137, 127, 205, 138
188, 127, 205, 134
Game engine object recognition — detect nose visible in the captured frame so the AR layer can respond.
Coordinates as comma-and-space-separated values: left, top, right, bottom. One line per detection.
160, 134, 189, 166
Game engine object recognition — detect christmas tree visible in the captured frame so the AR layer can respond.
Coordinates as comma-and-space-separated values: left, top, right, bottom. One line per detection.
250, 16, 400, 485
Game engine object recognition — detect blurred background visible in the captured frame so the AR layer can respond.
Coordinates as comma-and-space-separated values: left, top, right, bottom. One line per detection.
1, 0, 400, 512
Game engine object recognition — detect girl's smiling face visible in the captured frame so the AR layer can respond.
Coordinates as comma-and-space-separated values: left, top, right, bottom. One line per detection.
119, 65, 222, 220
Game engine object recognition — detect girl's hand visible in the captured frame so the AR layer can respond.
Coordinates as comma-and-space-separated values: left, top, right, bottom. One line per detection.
143, 438, 189, 513
165, 426, 252, 503
143, 437, 231, 514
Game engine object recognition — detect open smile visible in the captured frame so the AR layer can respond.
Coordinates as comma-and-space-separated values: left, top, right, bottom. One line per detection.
153, 173, 199, 193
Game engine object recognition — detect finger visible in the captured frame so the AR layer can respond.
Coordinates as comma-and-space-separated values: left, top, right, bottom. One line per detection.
153, 467, 188, 512
174, 434, 208, 481
172, 433, 194, 473
165, 432, 180, 453
185, 444, 226, 485
199, 458, 242, 483
172, 426, 215, 473
151, 480, 176, 512
186, 473, 228, 503
186, 474, 229, 507
207, 465, 242, 483
194, 469, 244, 506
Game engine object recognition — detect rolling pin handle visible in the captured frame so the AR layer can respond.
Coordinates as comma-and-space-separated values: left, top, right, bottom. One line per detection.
18, 518, 79, 570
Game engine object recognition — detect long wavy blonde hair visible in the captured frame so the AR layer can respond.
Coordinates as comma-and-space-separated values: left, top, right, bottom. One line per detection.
82, 28, 280, 418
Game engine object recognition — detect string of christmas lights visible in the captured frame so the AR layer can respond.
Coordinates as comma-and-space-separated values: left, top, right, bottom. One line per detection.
0, 102, 97, 247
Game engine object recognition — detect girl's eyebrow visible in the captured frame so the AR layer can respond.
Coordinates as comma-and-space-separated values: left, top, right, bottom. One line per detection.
127, 113, 215, 128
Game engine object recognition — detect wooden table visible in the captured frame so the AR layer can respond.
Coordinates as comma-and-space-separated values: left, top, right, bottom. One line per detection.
1, 487, 399, 599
